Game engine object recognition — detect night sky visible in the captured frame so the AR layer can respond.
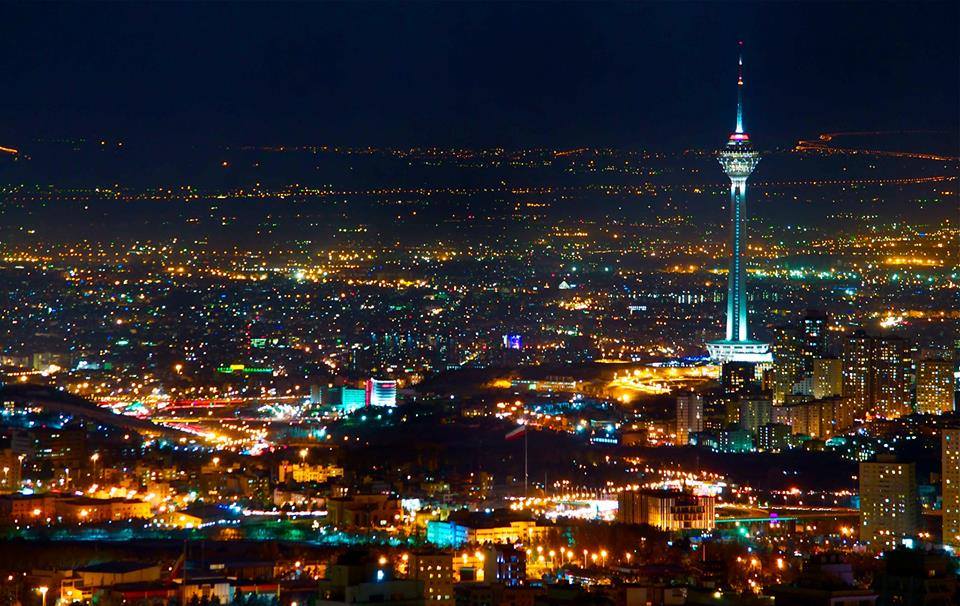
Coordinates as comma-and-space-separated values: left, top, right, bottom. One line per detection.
0, 2, 956, 149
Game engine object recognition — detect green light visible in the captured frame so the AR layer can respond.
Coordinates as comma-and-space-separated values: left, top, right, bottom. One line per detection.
216, 365, 274, 375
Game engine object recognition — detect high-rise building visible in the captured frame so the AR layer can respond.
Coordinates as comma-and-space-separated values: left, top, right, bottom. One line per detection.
757, 423, 791, 452
872, 336, 911, 418
771, 324, 803, 404
675, 392, 703, 445
813, 357, 843, 399
775, 396, 853, 439
721, 361, 756, 396
943, 428, 960, 550
701, 393, 730, 432
916, 358, 955, 414
770, 311, 829, 404
706, 42, 770, 364
800, 310, 828, 365
842, 331, 912, 419
859, 455, 920, 548
738, 398, 773, 433
843, 330, 874, 415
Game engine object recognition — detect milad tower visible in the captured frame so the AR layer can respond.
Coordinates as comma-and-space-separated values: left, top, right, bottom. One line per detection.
706, 42, 771, 363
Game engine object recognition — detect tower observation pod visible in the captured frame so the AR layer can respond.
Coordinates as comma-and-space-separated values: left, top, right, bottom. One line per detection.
706, 42, 772, 363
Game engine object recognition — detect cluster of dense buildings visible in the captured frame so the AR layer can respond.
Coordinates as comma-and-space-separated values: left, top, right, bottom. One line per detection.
0, 493, 151, 524
680, 310, 956, 450
11, 540, 958, 606
854, 429, 960, 551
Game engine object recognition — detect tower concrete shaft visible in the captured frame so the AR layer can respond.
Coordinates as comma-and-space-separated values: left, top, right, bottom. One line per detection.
719, 158, 758, 341
727, 177, 747, 341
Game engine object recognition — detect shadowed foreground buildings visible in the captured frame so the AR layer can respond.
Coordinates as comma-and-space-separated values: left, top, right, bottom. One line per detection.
770, 553, 878, 606
873, 549, 957, 606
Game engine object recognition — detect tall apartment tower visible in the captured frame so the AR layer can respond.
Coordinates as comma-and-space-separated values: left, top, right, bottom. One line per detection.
943, 428, 960, 551
842, 331, 911, 419
917, 358, 955, 414
800, 309, 828, 364
859, 455, 920, 548
676, 392, 704, 445
872, 335, 911, 418
843, 330, 874, 415
771, 324, 803, 404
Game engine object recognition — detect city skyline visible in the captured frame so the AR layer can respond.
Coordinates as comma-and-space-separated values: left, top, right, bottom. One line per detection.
0, 4, 958, 606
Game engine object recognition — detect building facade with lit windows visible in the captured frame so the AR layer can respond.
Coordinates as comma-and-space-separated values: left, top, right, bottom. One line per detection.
55, 497, 152, 523
774, 396, 854, 439
721, 361, 755, 396
481, 545, 526, 587
410, 550, 454, 605
617, 489, 716, 531
0, 448, 23, 491
675, 392, 703, 445
738, 398, 773, 433
916, 358, 955, 414
277, 460, 344, 484
366, 379, 398, 407
756, 422, 791, 452
859, 455, 920, 548
812, 357, 843, 400
842, 331, 911, 419
426, 518, 547, 548
771, 324, 803, 404
0, 493, 56, 523
871, 336, 911, 418
942, 428, 960, 551
843, 331, 874, 416
769, 310, 825, 401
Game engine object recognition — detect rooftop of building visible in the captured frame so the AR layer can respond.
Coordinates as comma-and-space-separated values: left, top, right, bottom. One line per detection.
446, 509, 538, 528
60, 496, 146, 505
76, 561, 158, 574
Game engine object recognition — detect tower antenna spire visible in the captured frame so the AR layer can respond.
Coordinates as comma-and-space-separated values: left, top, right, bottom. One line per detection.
735, 40, 744, 135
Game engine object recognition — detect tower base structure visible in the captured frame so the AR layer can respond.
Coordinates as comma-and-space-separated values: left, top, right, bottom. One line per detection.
706, 339, 771, 363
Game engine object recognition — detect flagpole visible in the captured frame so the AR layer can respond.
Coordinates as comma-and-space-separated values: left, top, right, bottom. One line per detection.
524, 422, 528, 498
